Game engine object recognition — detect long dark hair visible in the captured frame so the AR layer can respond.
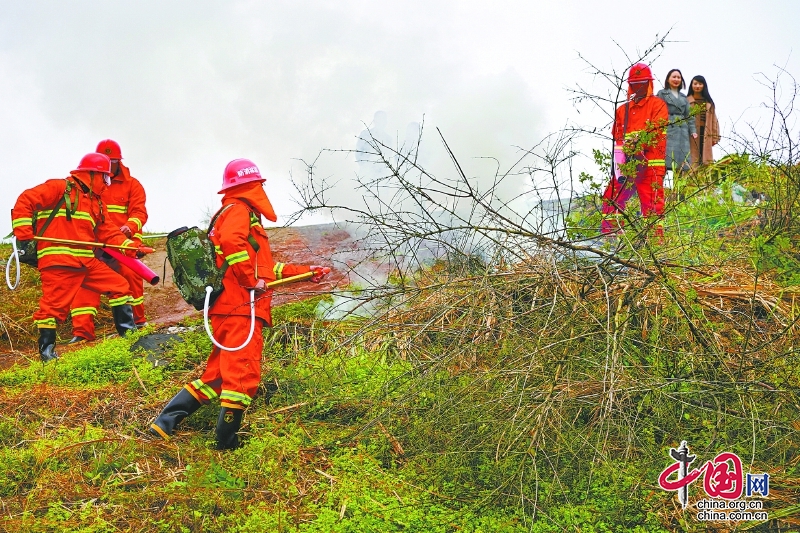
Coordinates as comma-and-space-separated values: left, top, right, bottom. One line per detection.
664, 69, 685, 91
689, 75, 714, 104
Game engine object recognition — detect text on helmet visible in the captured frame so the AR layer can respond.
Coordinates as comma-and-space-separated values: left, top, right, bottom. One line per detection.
237, 166, 259, 177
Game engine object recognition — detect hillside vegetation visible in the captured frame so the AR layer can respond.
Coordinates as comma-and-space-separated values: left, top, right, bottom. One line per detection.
1, 154, 800, 532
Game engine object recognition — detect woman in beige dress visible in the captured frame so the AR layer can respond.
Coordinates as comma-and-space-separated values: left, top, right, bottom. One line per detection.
687, 75, 720, 167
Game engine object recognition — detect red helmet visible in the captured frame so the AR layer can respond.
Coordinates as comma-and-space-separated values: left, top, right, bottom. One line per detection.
628, 63, 654, 83
219, 158, 265, 193
96, 139, 122, 160
73, 153, 112, 175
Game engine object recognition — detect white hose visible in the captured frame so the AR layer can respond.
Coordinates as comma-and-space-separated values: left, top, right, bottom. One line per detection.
5, 236, 21, 290
203, 286, 256, 351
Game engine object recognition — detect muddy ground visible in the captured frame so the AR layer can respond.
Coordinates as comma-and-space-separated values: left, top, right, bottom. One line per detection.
133, 224, 354, 326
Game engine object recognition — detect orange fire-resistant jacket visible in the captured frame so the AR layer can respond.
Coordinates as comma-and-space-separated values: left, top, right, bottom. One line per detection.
104, 162, 148, 240
11, 176, 136, 270
208, 184, 310, 326
613, 95, 669, 168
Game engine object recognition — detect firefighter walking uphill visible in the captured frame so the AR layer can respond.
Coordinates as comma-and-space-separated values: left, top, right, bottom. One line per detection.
149, 158, 331, 450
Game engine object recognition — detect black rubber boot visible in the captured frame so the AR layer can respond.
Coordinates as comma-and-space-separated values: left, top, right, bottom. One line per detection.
112, 304, 137, 337
69, 336, 88, 344
37, 328, 58, 363
149, 388, 203, 440
215, 407, 244, 450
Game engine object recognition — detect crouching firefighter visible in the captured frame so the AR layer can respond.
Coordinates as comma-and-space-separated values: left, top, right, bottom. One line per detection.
70, 139, 150, 343
10, 153, 147, 362
149, 158, 331, 450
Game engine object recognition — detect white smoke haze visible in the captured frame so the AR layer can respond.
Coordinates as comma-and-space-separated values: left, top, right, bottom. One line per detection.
299, 66, 545, 225
1, 1, 799, 238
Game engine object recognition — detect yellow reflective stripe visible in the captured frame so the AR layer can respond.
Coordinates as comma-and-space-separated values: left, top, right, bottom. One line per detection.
108, 296, 132, 307
214, 245, 223, 256
220, 390, 252, 407
273, 262, 285, 280
623, 131, 643, 139
35, 318, 57, 328
191, 380, 219, 400
183, 386, 203, 403
149, 423, 170, 441
12, 218, 33, 228
70, 307, 97, 317
648, 159, 665, 167
37, 246, 95, 259
133, 233, 144, 240
71, 212, 96, 224
37, 210, 96, 227
128, 218, 142, 231
130, 296, 144, 306
220, 401, 248, 409
106, 205, 128, 214
121, 239, 134, 248
225, 250, 249, 266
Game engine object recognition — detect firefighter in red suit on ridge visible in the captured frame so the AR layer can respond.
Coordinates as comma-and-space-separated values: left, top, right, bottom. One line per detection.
69, 139, 149, 342
149, 158, 331, 450
601, 62, 669, 237
11, 153, 144, 362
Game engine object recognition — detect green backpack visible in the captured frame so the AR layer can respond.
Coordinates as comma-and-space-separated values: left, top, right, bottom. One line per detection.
166, 205, 233, 311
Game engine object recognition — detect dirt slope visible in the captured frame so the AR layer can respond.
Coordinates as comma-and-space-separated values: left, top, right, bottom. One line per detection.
119, 223, 353, 327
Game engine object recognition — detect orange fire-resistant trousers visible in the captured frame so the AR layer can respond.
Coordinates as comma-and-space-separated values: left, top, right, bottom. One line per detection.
71, 257, 145, 340
600, 164, 665, 235
185, 315, 266, 410
33, 260, 132, 329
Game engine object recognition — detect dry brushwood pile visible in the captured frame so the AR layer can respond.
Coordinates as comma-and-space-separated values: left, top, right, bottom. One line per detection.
290, 116, 800, 528
346, 249, 800, 524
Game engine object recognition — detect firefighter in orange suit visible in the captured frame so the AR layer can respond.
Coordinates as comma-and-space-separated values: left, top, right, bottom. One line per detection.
601, 62, 669, 237
150, 158, 331, 450
69, 140, 148, 342
11, 153, 145, 362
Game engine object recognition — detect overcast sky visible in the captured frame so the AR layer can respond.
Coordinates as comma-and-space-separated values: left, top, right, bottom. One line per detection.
2, 1, 798, 237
